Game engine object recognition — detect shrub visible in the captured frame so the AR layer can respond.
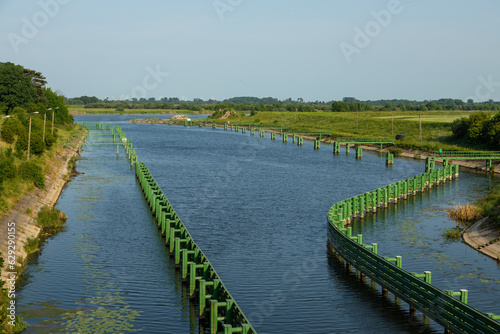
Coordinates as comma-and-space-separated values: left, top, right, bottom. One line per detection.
0, 117, 25, 144
15, 131, 45, 156
44, 132, 56, 149
0, 157, 17, 180
36, 206, 67, 233
19, 160, 45, 189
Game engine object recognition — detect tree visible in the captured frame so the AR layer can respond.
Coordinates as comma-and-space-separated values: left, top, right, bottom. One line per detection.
23, 68, 47, 102
466, 112, 491, 142
331, 101, 347, 112
44, 87, 73, 125
0, 62, 38, 112
483, 113, 500, 149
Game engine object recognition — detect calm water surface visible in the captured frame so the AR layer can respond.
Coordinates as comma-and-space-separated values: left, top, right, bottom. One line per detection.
17, 115, 500, 333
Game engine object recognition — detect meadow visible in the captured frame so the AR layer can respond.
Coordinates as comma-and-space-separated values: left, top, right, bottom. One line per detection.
220, 110, 496, 152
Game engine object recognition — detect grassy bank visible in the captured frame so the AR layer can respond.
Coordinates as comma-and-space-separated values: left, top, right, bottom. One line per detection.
1, 123, 78, 332
212, 110, 495, 152
0, 124, 78, 219
477, 185, 500, 227
69, 105, 210, 115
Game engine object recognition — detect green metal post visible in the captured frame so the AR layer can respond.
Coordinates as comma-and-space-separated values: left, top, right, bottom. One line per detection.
356, 147, 362, 159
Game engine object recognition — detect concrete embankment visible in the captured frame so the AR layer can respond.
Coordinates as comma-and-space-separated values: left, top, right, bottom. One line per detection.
0, 140, 81, 283
463, 218, 500, 261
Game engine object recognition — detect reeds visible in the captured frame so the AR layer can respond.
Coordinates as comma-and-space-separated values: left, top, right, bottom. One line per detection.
446, 203, 482, 223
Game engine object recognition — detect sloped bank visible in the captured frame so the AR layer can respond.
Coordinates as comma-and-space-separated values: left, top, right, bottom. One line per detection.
0, 138, 82, 333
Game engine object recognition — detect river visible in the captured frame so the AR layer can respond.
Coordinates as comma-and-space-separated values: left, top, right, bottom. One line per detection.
17, 114, 500, 333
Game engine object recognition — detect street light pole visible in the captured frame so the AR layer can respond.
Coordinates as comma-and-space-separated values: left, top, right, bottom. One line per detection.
44, 108, 51, 142
52, 107, 58, 135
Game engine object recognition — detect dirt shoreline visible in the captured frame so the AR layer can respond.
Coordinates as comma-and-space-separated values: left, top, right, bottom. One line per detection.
0, 140, 81, 283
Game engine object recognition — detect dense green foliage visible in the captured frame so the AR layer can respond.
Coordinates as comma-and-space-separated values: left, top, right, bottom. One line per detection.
0, 63, 74, 192
66, 95, 500, 114
0, 62, 38, 111
477, 185, 500, 226
451, 112, 500, 149
19, 160, 45, 189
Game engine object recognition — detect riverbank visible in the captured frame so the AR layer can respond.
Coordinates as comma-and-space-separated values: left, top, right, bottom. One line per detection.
69, 106, 211, 115
0, 138, 82, 284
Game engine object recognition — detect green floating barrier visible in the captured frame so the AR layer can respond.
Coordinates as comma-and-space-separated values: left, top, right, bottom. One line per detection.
327, 165, 500, 334
135, 162, 256, 333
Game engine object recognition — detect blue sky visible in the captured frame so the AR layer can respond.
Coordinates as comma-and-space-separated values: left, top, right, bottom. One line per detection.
2, 0, 500, 102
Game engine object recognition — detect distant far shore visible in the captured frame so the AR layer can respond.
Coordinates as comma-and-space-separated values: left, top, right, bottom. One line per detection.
68, 105, 211, 115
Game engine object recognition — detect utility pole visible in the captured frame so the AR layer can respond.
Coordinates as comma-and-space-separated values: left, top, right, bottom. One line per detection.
43, 110, 48, 142
27, 112, 39, 160
52, 107, 58, 135
356, 110, 359, 132
392, 113, 394, 137
419, 113, 422, 141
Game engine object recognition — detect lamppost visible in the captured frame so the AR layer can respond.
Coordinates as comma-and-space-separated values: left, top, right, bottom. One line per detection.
44, 108, 51, 142
52, 107, 58, 135
27, 112, 39, 160
0, 115, 12, 158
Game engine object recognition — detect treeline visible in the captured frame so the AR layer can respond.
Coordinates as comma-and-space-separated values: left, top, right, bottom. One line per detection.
66, 95, 500, 112
451, 112, 500, 149
0, 62, 74, 193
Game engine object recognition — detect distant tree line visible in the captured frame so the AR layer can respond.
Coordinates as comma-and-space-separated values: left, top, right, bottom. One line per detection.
65, 95, 500, 113
451, 112, 500, 149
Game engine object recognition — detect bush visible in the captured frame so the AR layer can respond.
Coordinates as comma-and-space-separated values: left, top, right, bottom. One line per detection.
19, 160, 45, 189
0, 157, 17, 180
15, 131, 45, 156
36, 206, 67, 233
0, 117, 25, 144
44, 132, 56, 149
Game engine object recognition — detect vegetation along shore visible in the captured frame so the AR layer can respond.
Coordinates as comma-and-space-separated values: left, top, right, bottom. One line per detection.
0, 62, 78, 333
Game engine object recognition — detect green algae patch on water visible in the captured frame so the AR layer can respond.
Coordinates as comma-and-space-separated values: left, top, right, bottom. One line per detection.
48, 234, 143, 333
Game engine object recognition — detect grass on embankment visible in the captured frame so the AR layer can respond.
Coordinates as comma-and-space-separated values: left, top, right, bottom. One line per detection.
0, 124, 78, 220
68, 105, 210, 115
216, 110, 488, 152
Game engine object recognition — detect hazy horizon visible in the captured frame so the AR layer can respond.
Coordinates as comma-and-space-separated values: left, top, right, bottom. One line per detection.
2, 1, 500, 103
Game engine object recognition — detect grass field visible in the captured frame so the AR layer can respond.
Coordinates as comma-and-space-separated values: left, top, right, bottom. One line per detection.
217, 110, 499, 152
68, 105, 210, 115
374, 110, 497, 123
